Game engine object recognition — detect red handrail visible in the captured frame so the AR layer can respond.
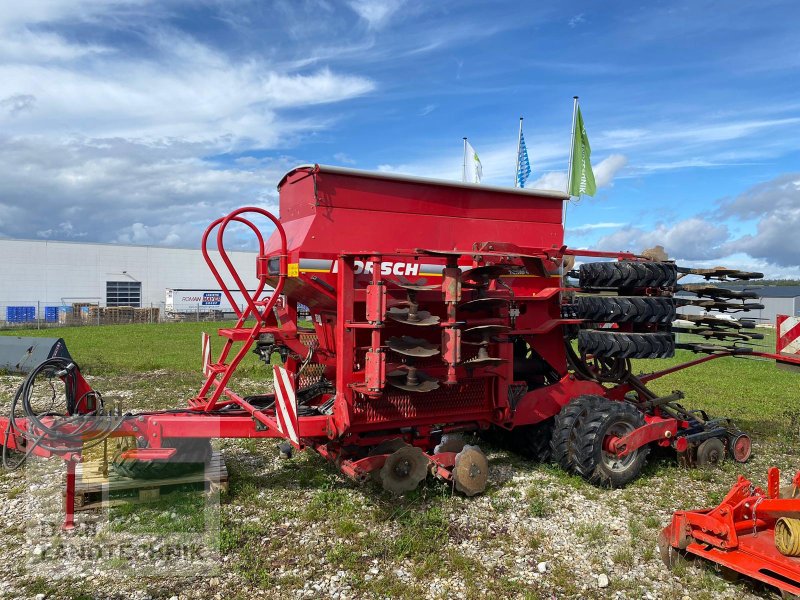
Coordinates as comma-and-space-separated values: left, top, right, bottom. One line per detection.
197, 207, 289, 411
201, 215, 266, 320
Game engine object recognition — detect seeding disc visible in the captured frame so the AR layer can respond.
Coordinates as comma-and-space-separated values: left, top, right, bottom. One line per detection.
379, 446, 429, 495
453, 445, 488, 497
434, 433, 467, 455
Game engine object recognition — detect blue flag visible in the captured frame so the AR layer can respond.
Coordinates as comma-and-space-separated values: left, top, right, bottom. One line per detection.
517, 131, 531, 188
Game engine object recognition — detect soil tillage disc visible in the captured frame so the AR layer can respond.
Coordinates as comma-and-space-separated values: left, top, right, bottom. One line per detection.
379, 446, 429, 495
386, 336, 440, 358
434, 433, 467, 455
696, 438, 726, 467
387, 306, 440, 326
462, 324, 510, 343
461, 265, 510, 287
453, 445, 489, 496
395, 282, 441, 292
368, 438, 410, 456
458, 297, 510, 312
386, 367, 439, 393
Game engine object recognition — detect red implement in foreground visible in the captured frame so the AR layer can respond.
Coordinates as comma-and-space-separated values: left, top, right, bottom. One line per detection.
660, 468, 800, 597
1, 164, 798, 529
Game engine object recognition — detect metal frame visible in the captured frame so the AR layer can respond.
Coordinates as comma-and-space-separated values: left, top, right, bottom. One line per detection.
1, 166, 798, 529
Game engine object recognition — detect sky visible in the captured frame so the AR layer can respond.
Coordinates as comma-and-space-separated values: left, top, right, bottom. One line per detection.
1, 0, 799, 277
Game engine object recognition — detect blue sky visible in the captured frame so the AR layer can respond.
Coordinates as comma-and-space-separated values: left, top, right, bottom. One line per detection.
0, 0, 798, 276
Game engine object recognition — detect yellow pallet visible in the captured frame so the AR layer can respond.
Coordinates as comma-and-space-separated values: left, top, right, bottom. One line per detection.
66, 451, 227, 510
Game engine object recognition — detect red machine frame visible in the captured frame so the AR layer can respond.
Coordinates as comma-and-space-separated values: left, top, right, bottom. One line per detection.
661, 468, 800, 596
1, 165, 798, 529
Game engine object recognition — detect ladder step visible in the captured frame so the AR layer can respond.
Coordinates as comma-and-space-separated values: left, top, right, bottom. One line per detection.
218, 326, 283, 341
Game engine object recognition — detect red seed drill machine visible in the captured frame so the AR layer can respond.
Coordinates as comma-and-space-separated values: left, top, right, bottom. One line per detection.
2, 165, 798, 591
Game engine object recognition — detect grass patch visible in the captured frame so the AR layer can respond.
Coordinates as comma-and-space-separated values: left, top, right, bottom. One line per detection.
0, 321, 266, 375
525, 486, 551, 517
576, 522, 608, 544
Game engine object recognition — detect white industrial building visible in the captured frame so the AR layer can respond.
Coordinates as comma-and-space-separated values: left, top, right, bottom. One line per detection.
0, 238, 258, 323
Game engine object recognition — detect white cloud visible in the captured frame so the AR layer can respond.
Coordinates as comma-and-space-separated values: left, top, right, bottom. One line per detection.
348, 0, 406, 29
529, 154, 628, 192
0, 4, 380, 247
0, 135, 290, 248
568, 222, 627, 232
593, 173, 800, 275
568, 14, 586, 28
597, 217, 730, 261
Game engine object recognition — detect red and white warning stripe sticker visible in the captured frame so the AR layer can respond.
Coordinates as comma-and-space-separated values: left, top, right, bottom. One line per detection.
777, 315, 800, 356
273, 365, 299, 445
201, 332, 211, 376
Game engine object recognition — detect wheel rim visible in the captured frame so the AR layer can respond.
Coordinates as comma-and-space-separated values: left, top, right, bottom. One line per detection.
601, 421, 637, 472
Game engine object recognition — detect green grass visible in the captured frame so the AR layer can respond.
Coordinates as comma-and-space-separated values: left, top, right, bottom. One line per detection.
0, 321, 265, 375
631, 331, 799, 440
2, 322, 798, 599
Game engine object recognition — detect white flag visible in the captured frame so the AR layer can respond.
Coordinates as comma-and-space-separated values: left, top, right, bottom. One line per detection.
465, 141, 483, 183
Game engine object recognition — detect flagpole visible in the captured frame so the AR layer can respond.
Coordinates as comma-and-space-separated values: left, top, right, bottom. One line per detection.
564, 96, 579, 227
566, 96, 579, 197
514, 117, 523, 188
462, 137, 468, 183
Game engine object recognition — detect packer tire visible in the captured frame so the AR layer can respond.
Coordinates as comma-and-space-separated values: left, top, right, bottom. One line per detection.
578, 330, 675, 359
579, 261, 677, 289
510, 419, 554, 462
572, 400, 649, 488
111, 438, 212, 480
550, 395, 603, 473
575, 296, 676, 325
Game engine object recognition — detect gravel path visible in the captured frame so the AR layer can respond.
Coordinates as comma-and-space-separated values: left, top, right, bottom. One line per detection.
0, 372, 795, 599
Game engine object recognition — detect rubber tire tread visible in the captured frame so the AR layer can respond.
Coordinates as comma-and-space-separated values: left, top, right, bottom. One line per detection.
509, 419, 555, 462
111, 438, 212, 480
578, 330, 675, 359
576, 296, 676, 324
572, 400, 649, 488
579, 261, 677, 289
550, 395, 603, 473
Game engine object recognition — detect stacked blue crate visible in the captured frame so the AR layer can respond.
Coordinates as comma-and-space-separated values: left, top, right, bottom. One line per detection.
6, 306, 36, 323
44, 306, 60, 323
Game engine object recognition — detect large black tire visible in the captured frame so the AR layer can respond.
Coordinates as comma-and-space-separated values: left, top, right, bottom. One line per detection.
550, 395, 603, 473
575, 296, 675, 324
572, 400, 650, 488
510, 419, 554, 462
579, 261, 677, 290
578, 330, 675, 359
112, 438, 212, 480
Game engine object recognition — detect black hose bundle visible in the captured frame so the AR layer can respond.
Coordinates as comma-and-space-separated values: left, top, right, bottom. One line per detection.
2, 357, 126, 470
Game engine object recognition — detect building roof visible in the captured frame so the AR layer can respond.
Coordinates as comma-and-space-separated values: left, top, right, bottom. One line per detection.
747, 285, 800, 298
0, 236, 257, 254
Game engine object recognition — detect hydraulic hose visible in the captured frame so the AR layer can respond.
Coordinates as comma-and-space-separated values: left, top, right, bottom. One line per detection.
775, 517, 800, 557
2, 358, 126, 470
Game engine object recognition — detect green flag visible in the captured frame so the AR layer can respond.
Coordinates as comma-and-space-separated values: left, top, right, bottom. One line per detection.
569, 106, 596, 197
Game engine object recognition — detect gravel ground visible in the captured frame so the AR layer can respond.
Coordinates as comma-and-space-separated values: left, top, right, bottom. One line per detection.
0, 372, 796, 600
